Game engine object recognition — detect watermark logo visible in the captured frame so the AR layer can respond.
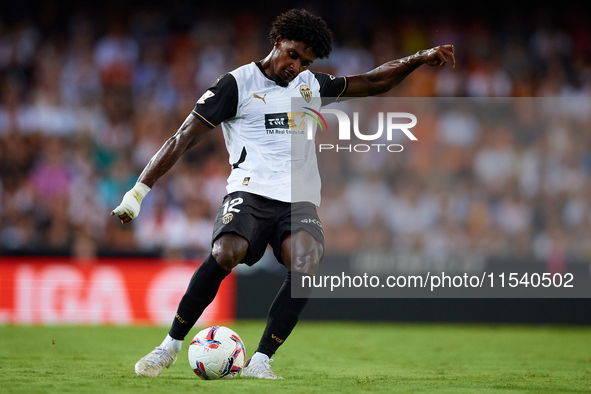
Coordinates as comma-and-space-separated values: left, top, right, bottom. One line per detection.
302, 109, 417, 153
264, 108, 418, 153
303, 107, 328, 132
304, 109, 417, 140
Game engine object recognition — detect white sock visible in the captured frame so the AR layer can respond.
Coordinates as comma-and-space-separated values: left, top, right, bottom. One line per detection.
250, 352, 270, 364
160, 334, 182, 354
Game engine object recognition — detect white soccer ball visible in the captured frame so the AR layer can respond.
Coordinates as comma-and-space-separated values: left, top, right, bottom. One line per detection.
188, 326, 246, 380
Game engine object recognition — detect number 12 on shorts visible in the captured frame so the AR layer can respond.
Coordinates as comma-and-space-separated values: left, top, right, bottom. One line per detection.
223, 198, 243, 214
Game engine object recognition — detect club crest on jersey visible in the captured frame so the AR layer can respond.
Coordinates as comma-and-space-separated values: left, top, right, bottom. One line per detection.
300, 85, 312, 103
222, 213, 234, 225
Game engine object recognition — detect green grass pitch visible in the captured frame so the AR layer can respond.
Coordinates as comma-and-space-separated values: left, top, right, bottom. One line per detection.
1, 321, 590, 393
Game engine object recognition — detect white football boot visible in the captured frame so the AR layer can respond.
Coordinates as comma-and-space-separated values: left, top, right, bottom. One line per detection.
135, 346, 177, 377
241, 358, 284, 380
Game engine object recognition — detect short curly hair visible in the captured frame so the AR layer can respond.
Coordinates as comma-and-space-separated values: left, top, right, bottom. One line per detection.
269, 9, 333, 59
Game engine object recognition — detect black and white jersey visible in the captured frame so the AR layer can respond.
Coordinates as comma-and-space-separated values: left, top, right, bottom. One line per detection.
192, 62, 347, 206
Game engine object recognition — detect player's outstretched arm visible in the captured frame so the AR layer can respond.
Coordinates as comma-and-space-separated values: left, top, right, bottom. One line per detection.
111, 114, 211, 224
344, 44, 455, 97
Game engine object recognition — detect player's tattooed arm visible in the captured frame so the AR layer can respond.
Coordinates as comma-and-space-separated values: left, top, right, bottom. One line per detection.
344, 44, 455, 97
111, 114, 211, 223
137, 114, 210, 188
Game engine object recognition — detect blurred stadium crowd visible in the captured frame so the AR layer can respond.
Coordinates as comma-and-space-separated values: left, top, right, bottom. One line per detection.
1, 2, 590, 265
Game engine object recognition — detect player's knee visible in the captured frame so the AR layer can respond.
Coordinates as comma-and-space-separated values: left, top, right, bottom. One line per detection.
292, 247, 322, 276
212, 234, 249, 271
283, 231, 323, 275
213, 248, 244, 271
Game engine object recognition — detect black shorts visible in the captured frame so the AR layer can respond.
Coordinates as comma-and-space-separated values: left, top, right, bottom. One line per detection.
212, 191, 325, 266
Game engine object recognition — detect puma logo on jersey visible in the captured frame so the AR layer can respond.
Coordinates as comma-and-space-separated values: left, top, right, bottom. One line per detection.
253, 93, 267, 104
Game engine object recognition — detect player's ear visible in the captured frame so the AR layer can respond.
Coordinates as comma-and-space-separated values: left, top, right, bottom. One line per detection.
274, 36, 284, 48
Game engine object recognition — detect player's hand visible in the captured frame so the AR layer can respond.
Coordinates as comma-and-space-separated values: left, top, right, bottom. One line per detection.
419, 44, 455, 68
110, 182, 151, 224
110, 209, 133, 224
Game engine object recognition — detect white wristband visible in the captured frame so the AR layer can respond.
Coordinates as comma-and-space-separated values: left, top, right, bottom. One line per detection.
132, 182, 151, 200
113, 182, 151, 220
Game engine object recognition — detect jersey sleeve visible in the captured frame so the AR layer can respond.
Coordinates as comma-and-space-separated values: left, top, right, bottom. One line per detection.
191, 73, 238, 128
312, 72, 349, 105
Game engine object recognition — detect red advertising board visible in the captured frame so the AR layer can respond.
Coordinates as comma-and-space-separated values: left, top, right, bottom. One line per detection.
0, 257, 235, 326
